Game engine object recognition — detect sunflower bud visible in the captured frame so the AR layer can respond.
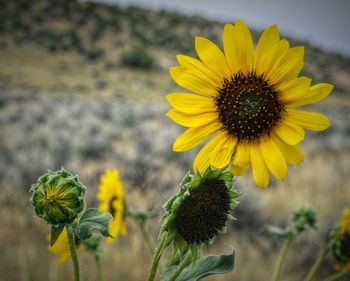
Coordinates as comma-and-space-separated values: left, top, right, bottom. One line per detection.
30, 169, 86, 225
330, 208, 350, 269
161, 167, 240, 260
292, 207, 317, 233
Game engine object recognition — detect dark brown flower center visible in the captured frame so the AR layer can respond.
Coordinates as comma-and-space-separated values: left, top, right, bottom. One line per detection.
215, 72, 284, 141
174, 180, 231, 244
108, 195, 118, 216
341, 233, 350, 259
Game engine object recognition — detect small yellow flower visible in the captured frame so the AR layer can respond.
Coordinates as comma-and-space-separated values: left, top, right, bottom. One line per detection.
97, 169, 127, 242
339, 208, 350, 238
166, 20, 332, 188
48, 227, 71, 265
330, 207, 350, 270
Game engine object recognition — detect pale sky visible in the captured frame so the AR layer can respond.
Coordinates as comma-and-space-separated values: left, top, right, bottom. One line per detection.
94, 0, 350, 56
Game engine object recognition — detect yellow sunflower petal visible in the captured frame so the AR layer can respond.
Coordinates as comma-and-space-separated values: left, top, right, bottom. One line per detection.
121, 222, 127, 236
260, 137, 287, 180
193, 133, 224, 172
166, 93, 215, 114
166, 109, 218, 127
286, 109, 331, 131
268, 46, 304, 86
265, 39, 292, 79
274, 121, 305, 145
287, 83, 333, 107
231, 142, 251, 176
223, 23, 239, 73
272, 133, 304, 166
169, 66, 217, 97
210, 135, 237, 169
279, 76, 311, 102
254, 24, 280, 76
250, 143, 270, 188
195, 36, 231, 79
225, 20, 254, 74
173, 122, 221, 152
176, 54, 221, 85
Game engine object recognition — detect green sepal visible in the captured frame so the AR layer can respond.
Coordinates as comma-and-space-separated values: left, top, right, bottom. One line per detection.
163, 194, 179, 212
189, 244, 198, 264
229, 190, 242, 199
75, 208, 113, 241
206, 167, 225, 182
218, 226, 227, 235
180, 172, 193, 189
189, 171, 201, 190
164, 232, 177, 248
167, 251, 181, 267
50, 224, 65, 246
218, 170, 234, 187
161, 250, 235, 281
179, 241, 189, 259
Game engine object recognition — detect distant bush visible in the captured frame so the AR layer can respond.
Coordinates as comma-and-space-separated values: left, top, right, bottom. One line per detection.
120, 44, 157, 69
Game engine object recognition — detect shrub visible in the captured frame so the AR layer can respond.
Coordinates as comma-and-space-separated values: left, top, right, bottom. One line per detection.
120, 44, 157, 69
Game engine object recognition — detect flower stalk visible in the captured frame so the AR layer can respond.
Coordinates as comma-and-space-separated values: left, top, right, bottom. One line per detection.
270, 235, 293, 281
137, 220, 155, 255
147, 235, 167, 281
168, 253, 192, 281
321, 267, 350, 281
67, 225, 80, 281
127, 207, 155, 255
303, 245, 329, 281
95, 255, 104, 281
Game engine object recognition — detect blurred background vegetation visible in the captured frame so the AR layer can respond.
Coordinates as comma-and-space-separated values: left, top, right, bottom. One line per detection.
0, 0, 349, 280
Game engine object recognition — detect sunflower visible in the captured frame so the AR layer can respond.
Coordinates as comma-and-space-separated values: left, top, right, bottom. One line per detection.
48, 227, 72, 265
339, 208, 350, 238
330, 208, 350, 270
161, 167, 240, 260
97, 169, 127, 241
166, 20, 332, 188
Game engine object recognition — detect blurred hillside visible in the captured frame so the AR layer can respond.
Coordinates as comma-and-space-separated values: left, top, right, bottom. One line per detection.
0, 0, 349, 281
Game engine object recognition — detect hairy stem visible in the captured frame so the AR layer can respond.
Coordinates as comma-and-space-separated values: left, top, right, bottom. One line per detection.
95, 256, 104, 281
147, 235, 167, 281
168, 254, 192, 281
321, 268, 350, 281
270, 236, 293, 281
67, 225, 80, 281
135, 219, 155, 255
303, 246, 329, 281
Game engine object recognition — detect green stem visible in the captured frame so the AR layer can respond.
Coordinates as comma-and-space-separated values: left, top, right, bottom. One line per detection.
127, 206, 155, 255
168, 254, 192, 281
136, 220, 155, 255
321, 268, 350, 281
270, 236, 293, 281
95, 256, 104, 281
147, 235, 167, 281
303, 246, 329, 281
67, 225, 80, 281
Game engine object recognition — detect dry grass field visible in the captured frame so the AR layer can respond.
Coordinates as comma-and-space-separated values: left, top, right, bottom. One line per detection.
0, 1, 349, 280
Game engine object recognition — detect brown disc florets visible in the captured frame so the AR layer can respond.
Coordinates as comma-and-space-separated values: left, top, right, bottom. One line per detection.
108, 195, 118, 216
341, 233, 350, 259
215, 72, 284, 141
174, 179, 231, 244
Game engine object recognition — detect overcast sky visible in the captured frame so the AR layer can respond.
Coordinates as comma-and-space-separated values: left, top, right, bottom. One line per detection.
94, 0, 350, 56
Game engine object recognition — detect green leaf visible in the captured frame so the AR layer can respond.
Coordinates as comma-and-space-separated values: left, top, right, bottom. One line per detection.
75, 208, 113, 241
161, 251, 235, 281
50, 224, 65, 246
261, 225, 288, 237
